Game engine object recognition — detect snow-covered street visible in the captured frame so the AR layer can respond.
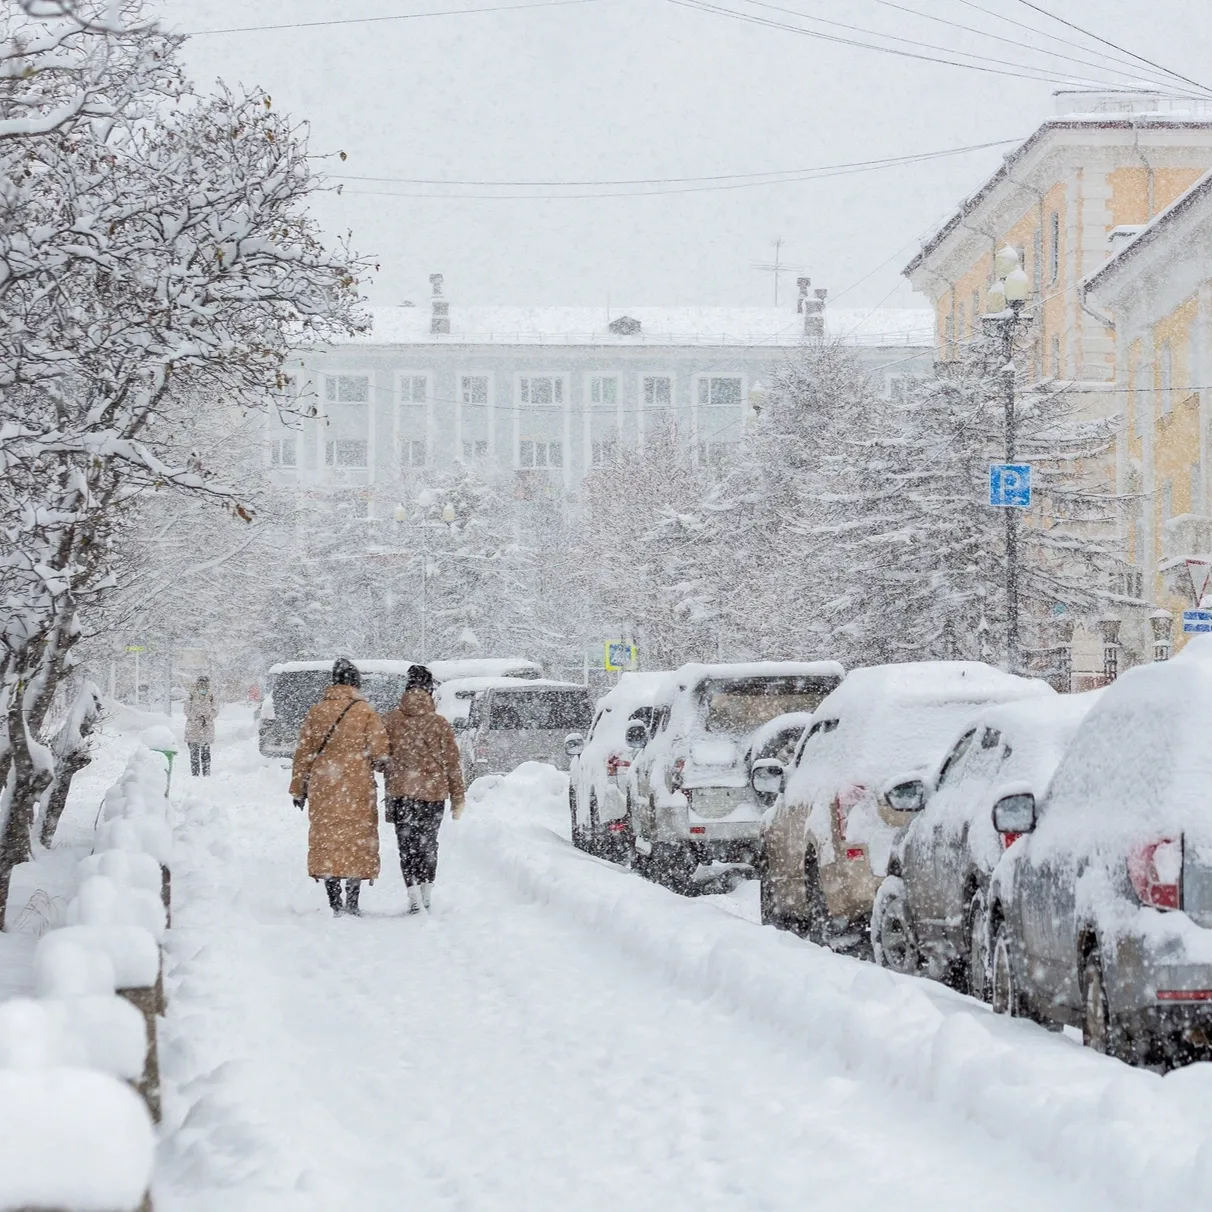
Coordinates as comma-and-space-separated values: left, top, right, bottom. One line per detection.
144, 710, 1195, 1212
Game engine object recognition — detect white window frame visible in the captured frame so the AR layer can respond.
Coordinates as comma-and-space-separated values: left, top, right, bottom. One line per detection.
514, 372, 570, 483
268, 435, 299, 469
458, 372, 493, 463
637, 372, 676, 450
516, 437, 564, 470
515, 373, 568, 409
584, 373, 622, 471
691, 373, 746, 466
393, 370, 431, 471
319, 369, 374, 475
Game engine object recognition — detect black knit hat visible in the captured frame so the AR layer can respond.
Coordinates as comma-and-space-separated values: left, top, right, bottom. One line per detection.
332, 657, 361, 688
405, 664, 435, 693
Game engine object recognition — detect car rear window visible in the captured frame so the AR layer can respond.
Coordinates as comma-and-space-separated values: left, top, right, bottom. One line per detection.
361, 673, 409, 715
270, 671, 330, 726
489, 690, 592, 731
700, 676, 838, 734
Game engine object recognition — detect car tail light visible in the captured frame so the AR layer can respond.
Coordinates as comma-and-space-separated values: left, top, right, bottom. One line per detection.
845, 847, 865, 861
606, 821, 629, 834
690, 826, 706, 835
1128, 837, 1182, 910
606, 753, 631, 777
1000, 832, 1022, 850
670, 757, 686, 791
832, 783, 867, 836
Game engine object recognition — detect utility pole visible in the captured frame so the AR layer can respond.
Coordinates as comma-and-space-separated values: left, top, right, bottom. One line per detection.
1002, 317, 1020, 674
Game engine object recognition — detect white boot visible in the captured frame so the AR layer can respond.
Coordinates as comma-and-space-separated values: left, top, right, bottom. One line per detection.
407, 885, 425, 915
420, 882, 433, 910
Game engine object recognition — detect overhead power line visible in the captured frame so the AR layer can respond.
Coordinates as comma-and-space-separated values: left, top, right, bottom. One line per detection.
329, 137, 1022, 190
185, 0, 599, 37
333, 138, 1022, 199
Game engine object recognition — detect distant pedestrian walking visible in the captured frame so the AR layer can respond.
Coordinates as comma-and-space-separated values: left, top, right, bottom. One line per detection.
289, 658, 390, 917
381, 664, 465, 914
184, 676, 217, 776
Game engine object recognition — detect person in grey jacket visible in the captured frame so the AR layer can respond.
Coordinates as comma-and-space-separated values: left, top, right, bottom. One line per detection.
184, 676, 217, 776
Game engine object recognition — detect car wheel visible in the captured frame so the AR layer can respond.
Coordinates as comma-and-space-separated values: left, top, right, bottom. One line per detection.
990, 919, 1019, 1017
963, 890, 989, 1002
1082, 947, 1129, 1061
801, 850, 830, 945
650, 842, 697, 894
871, 877, 918, 975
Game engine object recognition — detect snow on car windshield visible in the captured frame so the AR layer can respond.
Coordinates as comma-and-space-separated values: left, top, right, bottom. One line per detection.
489, 691, 592, 731
700, 677, 833, 734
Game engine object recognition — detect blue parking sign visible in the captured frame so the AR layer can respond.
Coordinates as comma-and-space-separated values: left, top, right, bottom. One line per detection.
989, 463, 1032, 508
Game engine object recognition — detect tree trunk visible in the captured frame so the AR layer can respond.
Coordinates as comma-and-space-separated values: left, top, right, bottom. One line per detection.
39, 747, 91, 847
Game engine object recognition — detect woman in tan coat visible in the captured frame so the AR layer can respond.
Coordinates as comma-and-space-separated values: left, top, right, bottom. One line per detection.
289, 658, 390, 917
380, 664, 465, 914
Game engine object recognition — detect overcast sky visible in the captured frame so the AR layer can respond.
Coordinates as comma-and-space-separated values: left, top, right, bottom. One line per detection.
156, 0, 1212, 313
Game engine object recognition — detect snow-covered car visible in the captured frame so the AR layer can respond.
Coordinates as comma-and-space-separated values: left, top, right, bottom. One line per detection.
629, 662, 844, 891
986, 642, 1212, 1066
759, 662, 1053, 949
434, 676, 542, 783
566, 672, 665, 857
873, 692, 1099, 995
464, 680, 593, 778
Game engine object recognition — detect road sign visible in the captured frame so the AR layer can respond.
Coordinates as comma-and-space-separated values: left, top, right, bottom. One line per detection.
989, 463, 1032, 508
604, 641, 637, 672
1187, 559, 1212, 607
1183, 609, 1212, 633
125, 645, 146, 653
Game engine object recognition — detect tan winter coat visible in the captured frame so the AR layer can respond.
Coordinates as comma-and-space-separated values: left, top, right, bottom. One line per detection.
381, 689, 466, 810
184, 688, 218, 745
289, 685, 390, 880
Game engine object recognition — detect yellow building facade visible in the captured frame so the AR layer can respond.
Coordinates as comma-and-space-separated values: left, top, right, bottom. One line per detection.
904, 90, 1212, 676
1086, 170, 1212, 656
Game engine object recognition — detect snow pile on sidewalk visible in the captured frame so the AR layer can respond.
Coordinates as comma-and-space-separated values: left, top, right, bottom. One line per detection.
0, 742, 170, 1211
462, 763, 1212, 1211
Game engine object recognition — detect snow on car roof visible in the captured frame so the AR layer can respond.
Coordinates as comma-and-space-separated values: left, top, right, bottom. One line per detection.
481, 679, 588, 693
267, 658, 539, 680
1041, 644, 1212, 848
747, 710, 816, 753
815, 661, 1052, 714
593, 671, 667, 711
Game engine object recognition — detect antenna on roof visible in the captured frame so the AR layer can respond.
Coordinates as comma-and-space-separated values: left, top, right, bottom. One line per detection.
752, 236, 809, 307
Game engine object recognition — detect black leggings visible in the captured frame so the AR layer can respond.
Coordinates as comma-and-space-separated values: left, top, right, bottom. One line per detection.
391, 798, 445, 886
188, 743, 211, 776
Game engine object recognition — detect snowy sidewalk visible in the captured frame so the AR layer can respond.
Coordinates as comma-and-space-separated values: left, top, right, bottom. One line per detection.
155, 721, 1111, 1212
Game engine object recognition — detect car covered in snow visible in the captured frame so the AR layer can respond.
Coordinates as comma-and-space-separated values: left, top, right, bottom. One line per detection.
872, 692, 1099, 995
986, 640, 1212, 1066
463, 680, 594, 778
258, 657, 542, 757
566, 672, 666, 857
629, 662, 843, 890
758, 662, 1053, 950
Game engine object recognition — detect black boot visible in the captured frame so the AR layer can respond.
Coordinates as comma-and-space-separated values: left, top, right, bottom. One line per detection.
345, 879, 362, 917
324, 879, 342, 916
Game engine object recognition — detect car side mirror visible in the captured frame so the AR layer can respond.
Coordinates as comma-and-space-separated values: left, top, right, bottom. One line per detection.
992, 792, 1037, 836
624, 721, 648, 748
451, 716, 467, 731
564, 732, 585, 757
751, 758, 786, 798
885, 778, 927, 813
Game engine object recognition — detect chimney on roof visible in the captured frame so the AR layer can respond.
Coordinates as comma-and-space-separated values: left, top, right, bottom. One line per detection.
429, 273, 450, 335
796, 277, 810, 313
803, 286, 827, 339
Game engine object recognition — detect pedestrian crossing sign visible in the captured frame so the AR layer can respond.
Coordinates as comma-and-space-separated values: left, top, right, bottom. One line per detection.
604, 641, 637, 671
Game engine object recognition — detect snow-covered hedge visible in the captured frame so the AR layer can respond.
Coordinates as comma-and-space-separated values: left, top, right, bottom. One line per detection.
0, 742, 174, 1210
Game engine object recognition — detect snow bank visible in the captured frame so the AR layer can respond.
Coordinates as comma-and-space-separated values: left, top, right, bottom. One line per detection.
461, 764, 1212, 1211
0, 1068, 154, 1211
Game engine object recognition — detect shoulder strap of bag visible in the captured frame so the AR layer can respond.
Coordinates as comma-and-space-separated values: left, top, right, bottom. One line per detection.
302, 699, 358, 794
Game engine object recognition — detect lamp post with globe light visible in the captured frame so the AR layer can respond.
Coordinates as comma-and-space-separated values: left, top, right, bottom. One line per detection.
985, 245, 1032, 673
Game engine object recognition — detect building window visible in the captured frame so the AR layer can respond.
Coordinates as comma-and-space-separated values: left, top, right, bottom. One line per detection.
957, 303, 967, 341
398, 375, 426, 404
270, 437, 297, 467
698, 377, 742, 409
1162, 479, 1174, 522
401, 439, 427, 467
462, 375, 489, 405
591, 438, 615, 467
1051, 336, 1062, 378
1192, 462, 1203, 514
643, 376, 672, 410
325, 439, 368, 467
1049, 210, 1060, 283
697, 440, 731, 467
325, 375, 369, 403
519, 376, 564, 406
589, 376, 618, 407
944, 314, 954, 357
463, 439, 489, 460
971, 289, 981, 324
519, 439, 562, 468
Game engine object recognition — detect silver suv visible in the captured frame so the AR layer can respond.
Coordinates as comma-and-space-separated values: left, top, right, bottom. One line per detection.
629, 662, 843, 892
465, 681, 593, 779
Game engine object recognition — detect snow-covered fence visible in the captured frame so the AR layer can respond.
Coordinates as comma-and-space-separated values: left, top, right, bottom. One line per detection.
0, 743, 174, 1210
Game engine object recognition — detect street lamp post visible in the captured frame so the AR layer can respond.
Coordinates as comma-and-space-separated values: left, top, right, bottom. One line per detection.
988, 246, 1031, 673
394, 501, 458, 664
